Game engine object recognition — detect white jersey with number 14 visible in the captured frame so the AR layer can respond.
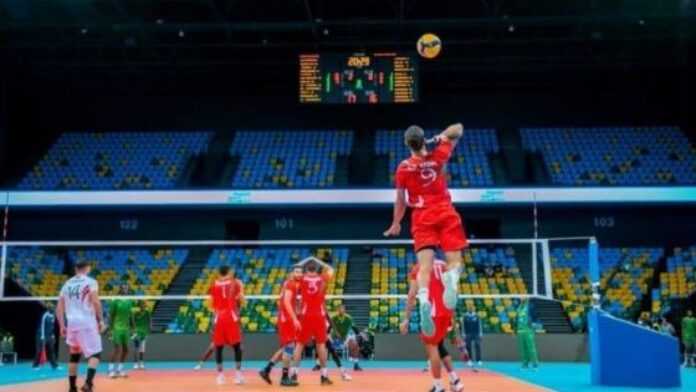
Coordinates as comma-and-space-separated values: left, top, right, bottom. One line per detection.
60, 274, 99, 331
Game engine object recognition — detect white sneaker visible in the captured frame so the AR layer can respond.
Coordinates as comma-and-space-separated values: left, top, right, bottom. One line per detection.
139, 362, 146, 370
451, 379, 464, 392
194, 363, 202, 371
234, 373, 245, 385
216, 374, 226, 385
443, 269, 460, 310
341, 372, 352, 381
477, 361, 483, 367
118, 370, 128, 378
108, 371, 117, 378
467, 360, 473, 368
133, 363, 140, 370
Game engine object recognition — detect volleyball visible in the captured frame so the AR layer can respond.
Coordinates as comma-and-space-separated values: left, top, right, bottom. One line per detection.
417, 33, 442, 59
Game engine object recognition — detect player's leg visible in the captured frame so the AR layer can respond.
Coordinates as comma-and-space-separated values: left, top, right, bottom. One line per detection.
424, 343, 445, 392
79, 327, 103, 392
280, 344, 299, 386
46, 338, 58, 370
439, 343, 463, 392
517, 331, 530, 368
67, 348, 81, 392
440, 210, 466, 310
259, 347, 283, 384
526, 332, 539, 369
464, 336, 474, 367
132, 338, 140, 368
195, 342, 215, 370
327, 338, 351, 381
214, 345, 226, 385
232, 343, 245, 384
291, 342, 304, 383
108, 343, 120, 378
316, 343, 334, 385
473, 336, 482, 366
416, 247, 436, 336
119, 338, 129, 377
347, 336, 362, 371
138, 337, 146, 369
32, 338, 43, 368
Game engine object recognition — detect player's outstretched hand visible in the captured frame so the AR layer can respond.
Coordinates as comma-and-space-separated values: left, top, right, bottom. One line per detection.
383, 222, 401, 237
399, 320, 409, 335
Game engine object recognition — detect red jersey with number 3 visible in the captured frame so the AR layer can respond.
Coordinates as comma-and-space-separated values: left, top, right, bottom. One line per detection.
300, 274, 329, 317
409, 260, 453, 319
395, 139, 454, 209
210, 277, 242, 321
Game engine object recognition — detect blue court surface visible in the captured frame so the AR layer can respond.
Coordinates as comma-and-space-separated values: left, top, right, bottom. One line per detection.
1, 361, 695, 392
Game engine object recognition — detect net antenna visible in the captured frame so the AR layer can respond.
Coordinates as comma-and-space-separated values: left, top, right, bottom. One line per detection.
0, 193, 8, 298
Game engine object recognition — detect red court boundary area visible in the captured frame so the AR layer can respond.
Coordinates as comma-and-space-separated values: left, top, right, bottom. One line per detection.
0, 369, 548, 392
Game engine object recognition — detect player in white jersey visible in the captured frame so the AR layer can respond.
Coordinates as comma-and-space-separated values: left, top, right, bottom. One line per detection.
57, 260, 105, 392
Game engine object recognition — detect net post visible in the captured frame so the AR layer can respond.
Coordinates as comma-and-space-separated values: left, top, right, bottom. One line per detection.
541, 239, 552, 299
531, 241, 538, 296
0, 241, 6, 298
589, 237, 600, 308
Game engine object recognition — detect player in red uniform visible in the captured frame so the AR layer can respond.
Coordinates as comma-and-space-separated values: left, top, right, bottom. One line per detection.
402, 260, 464, 392
259, 264, 304, 387
384, 123, 467, 337
209, 265, 245, 386
292, 257, 335, 386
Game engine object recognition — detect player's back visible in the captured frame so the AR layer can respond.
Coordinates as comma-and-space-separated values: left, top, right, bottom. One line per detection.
300, 275, 328, 317
60, 274, 99, 331
210, 278, 241, 316
395, 140, 455, 209
409, 260, 451, 318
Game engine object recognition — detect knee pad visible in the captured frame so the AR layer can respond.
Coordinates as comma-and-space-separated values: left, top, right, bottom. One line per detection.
438, 342, 449, 359
283, 343, 295, 356
233, 344, 243, 363
215, 346, 224, 365
69, 353, 82, 363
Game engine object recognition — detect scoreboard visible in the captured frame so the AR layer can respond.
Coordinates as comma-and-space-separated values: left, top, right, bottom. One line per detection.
299, 52, 418, 104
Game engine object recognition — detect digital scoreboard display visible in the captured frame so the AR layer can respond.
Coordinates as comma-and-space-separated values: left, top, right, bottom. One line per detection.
299, 52, 418, 104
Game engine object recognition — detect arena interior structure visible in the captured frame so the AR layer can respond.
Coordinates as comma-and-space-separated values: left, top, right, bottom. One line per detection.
0, 0, 695, 391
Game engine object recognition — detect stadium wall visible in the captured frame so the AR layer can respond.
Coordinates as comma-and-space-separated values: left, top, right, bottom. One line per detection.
54, 333, 589, 362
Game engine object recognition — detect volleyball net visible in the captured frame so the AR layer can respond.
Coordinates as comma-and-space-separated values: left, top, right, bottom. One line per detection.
0, 237, 595, 334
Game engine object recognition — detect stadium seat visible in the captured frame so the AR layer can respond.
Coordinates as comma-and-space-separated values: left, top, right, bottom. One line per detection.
521, 127, 696, 185
18, 132, 212, 190
230, 130, 353, 188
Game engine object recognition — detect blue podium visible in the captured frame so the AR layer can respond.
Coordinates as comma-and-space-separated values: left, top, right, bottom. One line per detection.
589, 309, 681, 388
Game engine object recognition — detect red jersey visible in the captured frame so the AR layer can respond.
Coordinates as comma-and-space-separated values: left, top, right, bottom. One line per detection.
395, 139, 454, 209
209, 277, 242, 319
278, 278, 300, 323
299, 274, 330, 317
409, 260, 453, 319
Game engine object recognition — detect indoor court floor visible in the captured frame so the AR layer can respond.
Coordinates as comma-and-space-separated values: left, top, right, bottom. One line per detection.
1, 361, 695, 392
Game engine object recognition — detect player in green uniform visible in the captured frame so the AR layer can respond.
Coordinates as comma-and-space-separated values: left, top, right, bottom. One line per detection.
514, 298, 539, 370
108, 285, 134, 378
132, 301, 152, 370
331, 305, 362, 371
682, 310, 696, 368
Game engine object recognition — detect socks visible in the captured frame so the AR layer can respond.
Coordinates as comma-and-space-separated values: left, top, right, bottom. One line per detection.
320, 368, 328, 377
108, 364, 114, 372
433, 379, 444, 390
282, 368, 289, 379
264, 361, 275, 372
86, 368, 96, 386
417, 288, 429, 303
291, 367, 298, 376
69, 375, 77, 389
117, 363, 123, 372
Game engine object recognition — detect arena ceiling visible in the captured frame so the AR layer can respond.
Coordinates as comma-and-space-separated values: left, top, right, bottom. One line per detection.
0, 0, 694, 69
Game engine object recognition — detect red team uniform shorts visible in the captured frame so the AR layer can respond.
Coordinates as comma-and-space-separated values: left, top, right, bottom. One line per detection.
278, 317, 298, 346
411, 204, 468, 252
420, 316, 452, 346
213, 312, 242, 346
299, 314, 328, 345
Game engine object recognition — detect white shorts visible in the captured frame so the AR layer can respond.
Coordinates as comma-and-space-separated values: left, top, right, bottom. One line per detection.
344, 333, 357, 346
66, 327, 103, 358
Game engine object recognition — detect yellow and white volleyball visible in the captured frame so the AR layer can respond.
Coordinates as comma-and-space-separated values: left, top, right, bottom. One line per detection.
417, 33, 442, 59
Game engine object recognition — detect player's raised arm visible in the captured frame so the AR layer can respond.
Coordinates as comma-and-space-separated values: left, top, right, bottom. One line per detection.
384, 188, 406, 237
314, 257, 335, 280
237, 281, 246, 308
438, 123, 463, 144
